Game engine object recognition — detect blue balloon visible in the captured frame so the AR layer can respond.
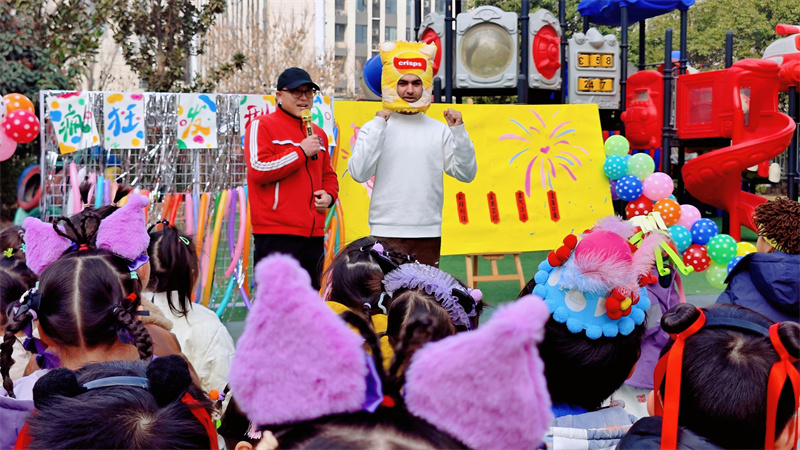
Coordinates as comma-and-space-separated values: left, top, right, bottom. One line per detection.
668, 224, 692, 253
603, 155, 628, 180
363, 55, 382, 97
616, 174, 643, 201
727, 255, 744, 274
668, 194, 677, 201
690, 218, 719, 245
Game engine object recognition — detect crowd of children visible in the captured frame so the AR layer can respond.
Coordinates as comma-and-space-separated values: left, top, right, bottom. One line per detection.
0, 192, 797, 449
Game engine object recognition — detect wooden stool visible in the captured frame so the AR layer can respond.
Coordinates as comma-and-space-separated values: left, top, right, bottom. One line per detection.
465, 253, 526, 290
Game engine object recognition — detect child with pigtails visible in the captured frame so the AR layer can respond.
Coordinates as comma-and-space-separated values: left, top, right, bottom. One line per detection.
0, 195, 158, 446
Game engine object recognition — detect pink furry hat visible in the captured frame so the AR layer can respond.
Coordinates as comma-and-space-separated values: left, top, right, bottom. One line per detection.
558, 215, 666, 296
22, 195, 151, 275
96, 194, 150, 261
228, 254, 367, 425
404, 295, 553, 450
22, 217, 72, 275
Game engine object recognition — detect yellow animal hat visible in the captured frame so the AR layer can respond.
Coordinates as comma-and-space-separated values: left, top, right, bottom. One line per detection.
379, 41, 437, 113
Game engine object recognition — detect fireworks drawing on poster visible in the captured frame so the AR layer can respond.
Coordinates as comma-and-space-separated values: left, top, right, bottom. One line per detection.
500, 109, 589, 197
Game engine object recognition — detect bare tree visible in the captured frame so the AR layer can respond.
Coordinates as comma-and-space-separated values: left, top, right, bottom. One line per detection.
203, 9, 348, 96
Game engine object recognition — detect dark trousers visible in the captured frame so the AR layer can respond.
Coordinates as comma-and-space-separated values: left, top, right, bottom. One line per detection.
371, 236, 442, 267
254, 234, 324, 290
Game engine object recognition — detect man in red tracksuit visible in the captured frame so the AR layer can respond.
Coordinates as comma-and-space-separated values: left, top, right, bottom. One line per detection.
244, 67, 339, 289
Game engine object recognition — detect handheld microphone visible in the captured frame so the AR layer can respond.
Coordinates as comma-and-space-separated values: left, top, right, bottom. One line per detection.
300, 109, 318, 160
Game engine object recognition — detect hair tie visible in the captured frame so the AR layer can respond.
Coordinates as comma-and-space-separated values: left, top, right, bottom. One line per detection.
179, 236, 190, 246
130, 271, 139, 280
78, 244, 89, 251
3, 248, 13, 258
377, 293, 388, 314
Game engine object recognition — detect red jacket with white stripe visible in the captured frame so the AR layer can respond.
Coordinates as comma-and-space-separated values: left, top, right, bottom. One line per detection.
244, 106, 338, 237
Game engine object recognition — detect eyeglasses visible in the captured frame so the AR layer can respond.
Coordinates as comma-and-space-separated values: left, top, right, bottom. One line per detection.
281, 88, 317, 99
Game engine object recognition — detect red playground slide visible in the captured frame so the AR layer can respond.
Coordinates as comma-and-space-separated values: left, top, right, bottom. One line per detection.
679, 59, 796, 241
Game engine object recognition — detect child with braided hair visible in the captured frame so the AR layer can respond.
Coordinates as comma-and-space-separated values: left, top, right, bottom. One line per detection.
0, 255, 36, 382
717, 197, 799, 323
0, 226, 26, 262
0, 196, 157, 446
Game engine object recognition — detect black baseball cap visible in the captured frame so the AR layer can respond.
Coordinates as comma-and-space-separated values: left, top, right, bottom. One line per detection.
277, 67, 320, 91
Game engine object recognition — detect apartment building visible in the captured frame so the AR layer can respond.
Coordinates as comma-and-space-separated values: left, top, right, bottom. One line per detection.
80, 0, 455, 98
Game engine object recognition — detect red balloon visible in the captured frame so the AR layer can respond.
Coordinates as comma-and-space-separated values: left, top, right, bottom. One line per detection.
3, 110, 40, 144
626, 195, 654, 219
683, 244, 710, 272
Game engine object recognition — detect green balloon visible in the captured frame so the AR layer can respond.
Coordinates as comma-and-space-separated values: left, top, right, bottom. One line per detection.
626, 153, 655, 180
705, 262, 728, 289
604, 135, 630, 157
707, 234, 737, 264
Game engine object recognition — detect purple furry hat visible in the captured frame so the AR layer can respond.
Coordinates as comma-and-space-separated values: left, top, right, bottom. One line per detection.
96, 194, 150, 261
404, 295, 553, 450
22, 217, 72, 275
229, 254, 367, 426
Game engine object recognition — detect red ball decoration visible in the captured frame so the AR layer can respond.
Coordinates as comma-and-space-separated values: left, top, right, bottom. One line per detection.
626, 195, 654, 219
682, 244, 710, 272
3, 110, 40, 144
654, 198, 681, 226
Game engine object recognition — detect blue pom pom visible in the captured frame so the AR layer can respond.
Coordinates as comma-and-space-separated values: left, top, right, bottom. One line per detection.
630, 307, 645, 325
566, 317, 583, 334
538, 260, 553, 271
553, 306, 570, 323
637, 289, 651, 311
602, 323, 619, 338
586, 325, 603, 340
534, 270, 549, 285
543, 299, 557, 313
618, 317, 635, 335
533, 285, 548, 298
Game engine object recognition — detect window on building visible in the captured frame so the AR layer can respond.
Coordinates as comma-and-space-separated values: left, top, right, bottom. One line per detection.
356, 0, 367, 13
385, 26, 397, 41
336, 0, 345, 11
435, 0, 446, 14
386, 0, 397, 14
406, 27, 412, 40
335, 24, 346, 42
356, 25, 368, 43
372, 0, 380, 16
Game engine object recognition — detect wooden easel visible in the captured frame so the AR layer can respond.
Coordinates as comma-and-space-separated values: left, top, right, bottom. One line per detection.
464, 253, 526, 290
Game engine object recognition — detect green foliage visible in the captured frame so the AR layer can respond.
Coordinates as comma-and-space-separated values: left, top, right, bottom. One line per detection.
630, 0, 800, 70
110, 0, 246, 92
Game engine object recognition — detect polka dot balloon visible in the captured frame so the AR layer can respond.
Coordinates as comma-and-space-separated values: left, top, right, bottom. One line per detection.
603, 155, 628, 180
626, 153, 655, 180
705, 262, 728, 289
727, 255, 744, 274
706, 234, 737, 264
616, 174, 643, 202
683, 244, 710, 272
3, 93, 35, 114
668, 225, 692, 253
736, 242, 757, 256
676, 204, 702, 229
626, 195, 654, 219
690, 218, 719, 245
604, 135, 630, 157
3, 110, 40, 144
654, 198, 681, 226
642, 172, 674, 201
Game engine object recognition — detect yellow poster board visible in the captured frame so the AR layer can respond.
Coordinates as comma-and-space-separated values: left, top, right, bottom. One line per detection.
334, 102, 613, 255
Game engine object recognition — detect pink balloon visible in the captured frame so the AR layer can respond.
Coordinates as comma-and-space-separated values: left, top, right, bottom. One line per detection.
642, 172, 674, 201
0, 126, 17, 162
677, 204, 702, 229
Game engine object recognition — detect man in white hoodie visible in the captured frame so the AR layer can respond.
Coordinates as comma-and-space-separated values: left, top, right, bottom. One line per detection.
348, 74, 477, 267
